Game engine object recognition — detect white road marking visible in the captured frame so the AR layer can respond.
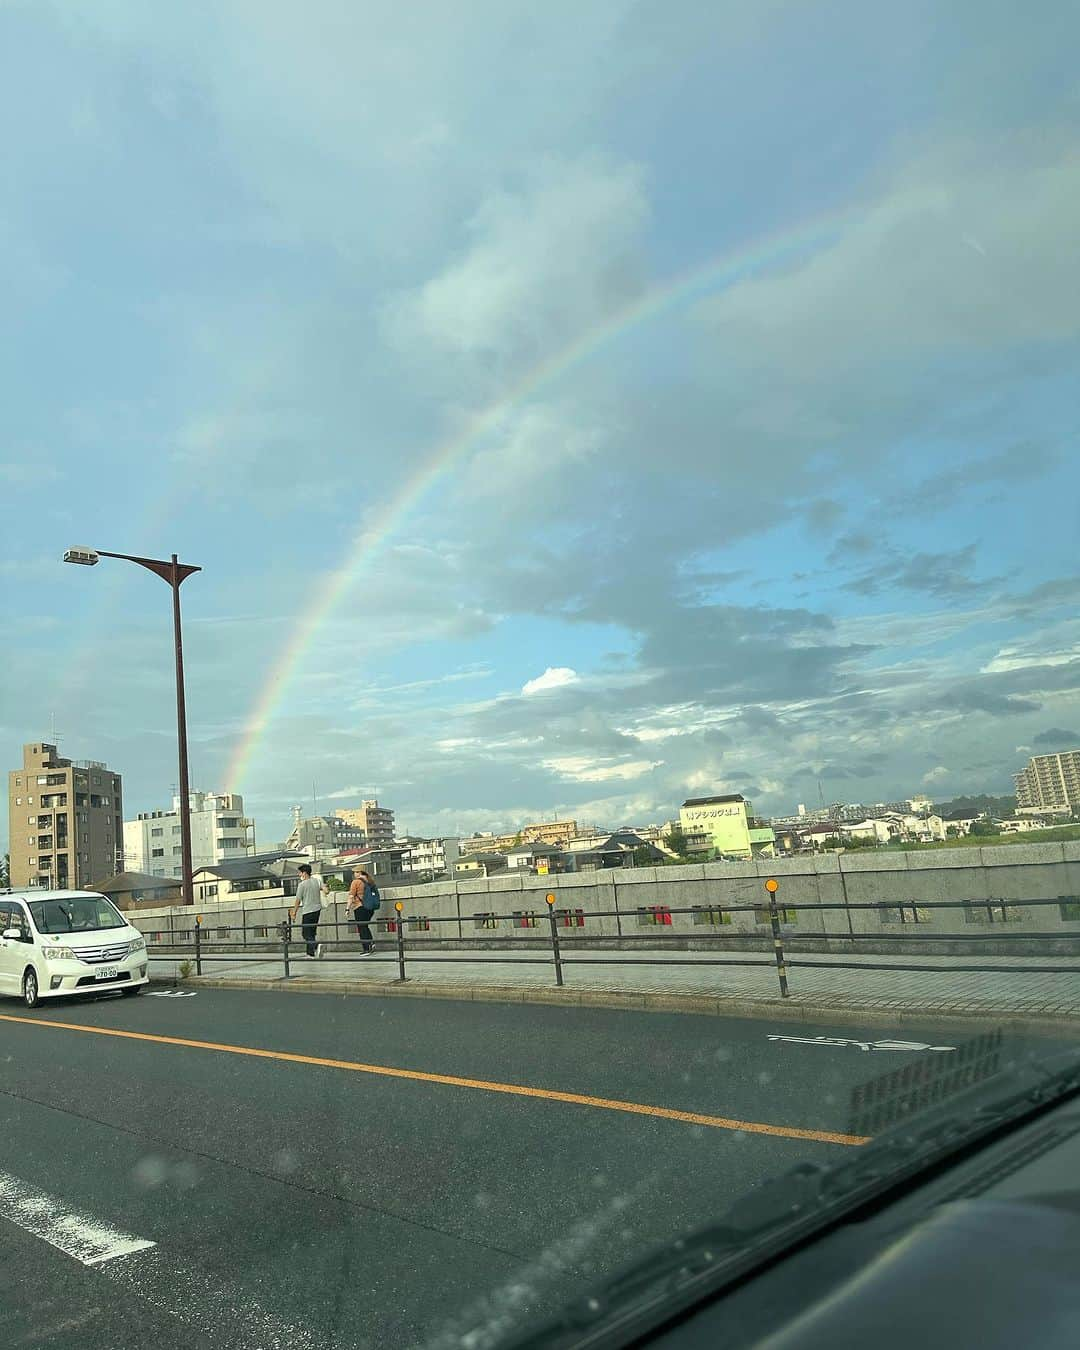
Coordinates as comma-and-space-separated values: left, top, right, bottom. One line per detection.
145, 990, 197, 998
767, 1034, 956, 1053
104, 1246, 326, 1350
0, 1171, 327, 1347
0, 1170, 156, 1266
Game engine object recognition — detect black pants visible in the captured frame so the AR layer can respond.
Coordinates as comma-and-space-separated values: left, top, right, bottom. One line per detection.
301, 910, 320, 956
354, 906, 375, 952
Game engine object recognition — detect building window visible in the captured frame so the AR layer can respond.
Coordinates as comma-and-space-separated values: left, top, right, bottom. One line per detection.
408, 916, 431, 932
173, 826, 181, 834
15, 797, 21, 805
878, 903, 929, 924
173, 847, 182, 855
1059, 899, 1080, 922
512, 911, 539, 929
217, 927, 229, 939
754, 906, 798, 924
558, 908, 586, 928
151, 828, 164, 837
474, 913, 498, 930
692, 906, 732, 925
152, 848, 164, 858
638, 906, 673, 926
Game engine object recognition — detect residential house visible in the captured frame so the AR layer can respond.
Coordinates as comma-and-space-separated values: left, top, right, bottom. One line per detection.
90, 870, 183, 910
505, 842, 566, 874
454, 852, 508, 878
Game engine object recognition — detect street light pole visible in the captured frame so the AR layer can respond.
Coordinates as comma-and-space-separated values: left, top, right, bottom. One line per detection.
63, 546, 201, 908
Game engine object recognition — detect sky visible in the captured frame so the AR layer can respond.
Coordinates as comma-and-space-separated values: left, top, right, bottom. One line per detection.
2, 0, 1079, 850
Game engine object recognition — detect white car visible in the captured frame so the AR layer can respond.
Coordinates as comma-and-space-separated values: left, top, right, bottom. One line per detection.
0, 889, 149, 1008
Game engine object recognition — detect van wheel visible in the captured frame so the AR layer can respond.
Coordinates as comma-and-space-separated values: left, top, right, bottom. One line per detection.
22, 969, 40, 1009
121, 985, 143, 998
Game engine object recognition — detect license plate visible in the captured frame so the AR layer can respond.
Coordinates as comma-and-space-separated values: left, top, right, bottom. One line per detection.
94, 966, 118, 981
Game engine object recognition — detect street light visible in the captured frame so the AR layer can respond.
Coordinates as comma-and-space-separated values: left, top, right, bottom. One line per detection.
63, 547, 202, 908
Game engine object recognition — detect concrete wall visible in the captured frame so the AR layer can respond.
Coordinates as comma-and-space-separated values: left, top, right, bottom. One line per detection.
130, 843, 1080, 957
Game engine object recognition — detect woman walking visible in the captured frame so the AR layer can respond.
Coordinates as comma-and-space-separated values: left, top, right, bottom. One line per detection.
346, 868, 381, 955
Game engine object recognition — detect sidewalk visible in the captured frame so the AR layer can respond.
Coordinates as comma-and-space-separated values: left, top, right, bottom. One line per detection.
147, 948, 1080, 1029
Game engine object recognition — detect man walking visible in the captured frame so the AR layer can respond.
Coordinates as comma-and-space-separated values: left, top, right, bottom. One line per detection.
290, 863, 327, 958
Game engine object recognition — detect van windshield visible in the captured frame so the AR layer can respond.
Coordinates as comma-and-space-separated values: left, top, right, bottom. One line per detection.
28, 896, 126, 934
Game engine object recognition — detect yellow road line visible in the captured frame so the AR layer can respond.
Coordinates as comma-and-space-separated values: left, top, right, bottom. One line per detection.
0, 1013, 868, 1147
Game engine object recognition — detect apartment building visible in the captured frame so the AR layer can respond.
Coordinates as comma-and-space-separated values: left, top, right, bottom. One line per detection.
459, 820, 581, 856
396, 836, 460, 876
8, 742, 123, 890
1014, 751, 1080, 812
124, 790, 256, 877
286, 813, 366, 858
333, 799, 396, 847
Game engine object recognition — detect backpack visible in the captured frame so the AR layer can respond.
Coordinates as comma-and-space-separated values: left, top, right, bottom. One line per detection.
366, 882, 381, 910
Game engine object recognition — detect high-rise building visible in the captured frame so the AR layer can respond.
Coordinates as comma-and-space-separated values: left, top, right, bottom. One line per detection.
7, 743, 123, 890
1014, 750, 1080, 812
333, 799, 395, 847
123, 790, 256, 877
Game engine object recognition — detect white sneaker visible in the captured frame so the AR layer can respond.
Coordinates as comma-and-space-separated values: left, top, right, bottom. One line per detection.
315, 943, 324, 958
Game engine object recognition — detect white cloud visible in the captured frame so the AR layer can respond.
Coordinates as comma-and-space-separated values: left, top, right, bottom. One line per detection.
521, 667, 580, 696
923, 765, 951, 784
983, 642, 1080, 674
383, 154, 649, 387
542, 756, 662, 783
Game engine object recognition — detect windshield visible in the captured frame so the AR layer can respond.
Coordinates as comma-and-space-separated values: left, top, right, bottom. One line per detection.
28, 895, 127, 934
1, 4, 1078, 1349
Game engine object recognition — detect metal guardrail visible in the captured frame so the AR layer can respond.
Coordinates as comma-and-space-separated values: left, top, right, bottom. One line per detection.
140, 885, 1080, 998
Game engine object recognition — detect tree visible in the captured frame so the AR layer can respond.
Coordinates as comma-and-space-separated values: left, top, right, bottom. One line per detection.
663, 826, 690, 857
970, 819, 1001, 837
631, 845, 656, 867
0, 853, 8, 888
324, 875, 346, 891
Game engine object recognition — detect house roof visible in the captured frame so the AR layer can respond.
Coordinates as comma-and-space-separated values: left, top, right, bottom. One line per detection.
91, 870, 182, 893
682, 794, 745, 807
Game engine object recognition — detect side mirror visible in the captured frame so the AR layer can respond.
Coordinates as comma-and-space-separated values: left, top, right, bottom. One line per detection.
2, 928, 20, 941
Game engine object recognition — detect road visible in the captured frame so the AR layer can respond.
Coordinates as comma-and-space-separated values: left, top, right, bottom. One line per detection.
0, 988, 1064, 1348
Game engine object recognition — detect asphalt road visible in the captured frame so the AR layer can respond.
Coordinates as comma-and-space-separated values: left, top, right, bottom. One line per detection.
0, 988, 1066, 1349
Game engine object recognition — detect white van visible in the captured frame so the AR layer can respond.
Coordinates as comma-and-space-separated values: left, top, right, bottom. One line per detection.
0, 890, 149, 1008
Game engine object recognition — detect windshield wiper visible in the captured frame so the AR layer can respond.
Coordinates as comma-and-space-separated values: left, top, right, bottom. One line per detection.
503, 1048, 1080, 1350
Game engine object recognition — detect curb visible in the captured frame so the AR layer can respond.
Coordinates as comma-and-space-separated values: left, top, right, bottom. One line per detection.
149, 974, 1080, 1038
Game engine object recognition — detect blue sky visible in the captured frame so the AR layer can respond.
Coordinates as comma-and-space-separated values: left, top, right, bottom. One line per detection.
2, 1, 1079, 849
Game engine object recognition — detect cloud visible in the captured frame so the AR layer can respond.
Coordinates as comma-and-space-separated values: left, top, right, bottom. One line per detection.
541, 756, 662, 783
1032, 727, 1080, 748
923, 765, 951, 784
840, 544, 1000, 600
383, 154, 649, 391
521, 667, 581, 697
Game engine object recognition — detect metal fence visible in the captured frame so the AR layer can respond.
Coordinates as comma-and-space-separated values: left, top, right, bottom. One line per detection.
139, 887, 1080, 998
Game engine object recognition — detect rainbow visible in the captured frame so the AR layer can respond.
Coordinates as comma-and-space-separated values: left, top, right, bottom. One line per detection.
223, 209, 854, 792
